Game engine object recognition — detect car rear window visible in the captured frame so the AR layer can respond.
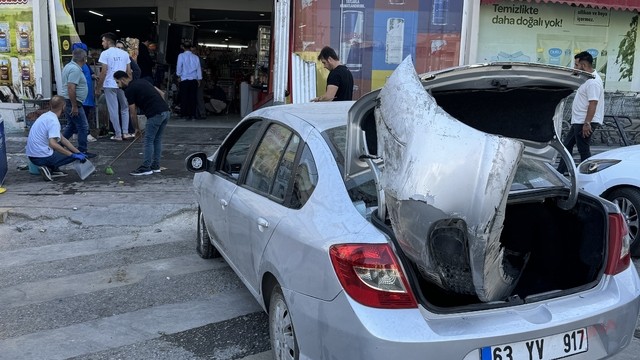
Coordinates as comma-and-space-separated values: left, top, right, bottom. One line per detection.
323, 125, 347, 170
511, 158, 565, 191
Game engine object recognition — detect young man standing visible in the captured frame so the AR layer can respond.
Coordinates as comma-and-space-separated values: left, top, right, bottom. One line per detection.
113, 70, 170, 176
312, 46, 354, 102
96, 32, 133, 141
26, 95, 87, 181
557, 51, 605, 174
176, 41, 202, 120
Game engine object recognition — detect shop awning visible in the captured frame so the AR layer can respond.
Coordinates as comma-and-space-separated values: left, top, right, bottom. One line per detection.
480, 0, 640, 12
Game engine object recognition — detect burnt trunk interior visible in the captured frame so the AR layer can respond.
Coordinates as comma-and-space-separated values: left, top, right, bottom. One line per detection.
372, 194, 608, 312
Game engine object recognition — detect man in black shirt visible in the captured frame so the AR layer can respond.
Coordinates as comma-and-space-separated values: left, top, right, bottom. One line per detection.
137, 37, 155, 84
113, 70, 170, 176
312, 46, 354, 102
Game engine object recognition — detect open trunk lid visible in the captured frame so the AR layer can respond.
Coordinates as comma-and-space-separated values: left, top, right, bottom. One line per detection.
345, 58, 594, 302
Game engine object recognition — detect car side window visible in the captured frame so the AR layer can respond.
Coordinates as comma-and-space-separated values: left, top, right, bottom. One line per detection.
219, 120, 263, 180
245, 124, 294, 196
291, 145, 318, 209
272, 135, 300, 199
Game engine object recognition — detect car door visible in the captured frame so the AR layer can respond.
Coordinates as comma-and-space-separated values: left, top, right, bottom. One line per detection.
226, 122, 301, 293
198, 119, 265, 255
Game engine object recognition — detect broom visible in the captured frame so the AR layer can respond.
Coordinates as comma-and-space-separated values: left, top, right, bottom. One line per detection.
104, 135, 141, 175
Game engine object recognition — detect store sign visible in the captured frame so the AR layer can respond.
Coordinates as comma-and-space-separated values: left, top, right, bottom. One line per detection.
477, 2, 639, 91
574, 8, 610, 27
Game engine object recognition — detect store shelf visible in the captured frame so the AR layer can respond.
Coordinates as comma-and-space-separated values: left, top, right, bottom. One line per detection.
23, 98, 55, 129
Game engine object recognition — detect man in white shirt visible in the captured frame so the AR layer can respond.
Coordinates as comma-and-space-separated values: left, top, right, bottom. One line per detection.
96, 32, 133, 141
176, 41, 202, 120
26, 95, 87, 181
557, 51, 605, 174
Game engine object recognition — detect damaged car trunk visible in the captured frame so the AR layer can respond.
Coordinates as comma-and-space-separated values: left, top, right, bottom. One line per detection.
344, 58, 608, 311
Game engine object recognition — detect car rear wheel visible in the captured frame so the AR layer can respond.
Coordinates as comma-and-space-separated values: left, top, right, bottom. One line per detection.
269, 286, 298, 360
607, 187, 640, 257
196, 207, 220, 259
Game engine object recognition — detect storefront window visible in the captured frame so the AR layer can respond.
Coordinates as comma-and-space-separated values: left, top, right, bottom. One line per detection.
293, 0, 464, 99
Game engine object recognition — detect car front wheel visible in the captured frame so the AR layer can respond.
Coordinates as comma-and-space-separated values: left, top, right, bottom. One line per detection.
196, 207, 220, 259
269, 286, 299, 360
607, 187, 640, 257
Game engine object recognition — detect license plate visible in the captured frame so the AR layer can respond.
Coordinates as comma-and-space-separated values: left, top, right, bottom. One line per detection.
481, 328, 588, 360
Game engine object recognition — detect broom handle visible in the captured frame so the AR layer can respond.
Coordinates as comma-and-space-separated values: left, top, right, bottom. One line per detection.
107, 135, 140, 167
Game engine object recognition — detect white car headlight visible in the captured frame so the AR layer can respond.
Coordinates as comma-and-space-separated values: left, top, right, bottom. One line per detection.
578, 159, 621, 174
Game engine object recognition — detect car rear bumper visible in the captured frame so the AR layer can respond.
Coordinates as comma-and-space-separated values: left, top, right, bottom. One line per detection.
285, 265, 640, 360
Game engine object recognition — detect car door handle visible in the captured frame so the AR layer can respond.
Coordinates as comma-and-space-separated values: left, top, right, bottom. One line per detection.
219, 199, 228, 208
257, 217, 269, 231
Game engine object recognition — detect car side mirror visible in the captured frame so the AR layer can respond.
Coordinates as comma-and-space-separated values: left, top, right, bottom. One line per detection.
185, 152, 210, 173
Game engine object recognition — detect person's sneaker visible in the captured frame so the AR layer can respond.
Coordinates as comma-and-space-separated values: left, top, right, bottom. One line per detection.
130, 166, 153, 176
38, 166, 52, 181
87, 134, 97, 142
151, 165, 161, 173
51, 171, 68, 178
123, 133, 135, 140
83, 152, 98, 159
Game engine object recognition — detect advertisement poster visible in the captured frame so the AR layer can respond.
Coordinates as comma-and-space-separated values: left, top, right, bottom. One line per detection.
0, 0, 36, 101
48, 0, 81, 96
293, 0, 464, 99
477, 2, 639, 91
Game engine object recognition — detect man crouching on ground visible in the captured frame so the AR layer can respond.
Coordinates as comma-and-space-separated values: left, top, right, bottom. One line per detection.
26, 95, 87, 181
113, 70, 170, 176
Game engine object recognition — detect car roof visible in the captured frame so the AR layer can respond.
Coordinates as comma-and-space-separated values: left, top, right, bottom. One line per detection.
248, 101, 355, 132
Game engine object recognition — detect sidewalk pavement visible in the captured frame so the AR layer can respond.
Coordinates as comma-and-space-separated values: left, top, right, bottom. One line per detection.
0, 113, 242, 208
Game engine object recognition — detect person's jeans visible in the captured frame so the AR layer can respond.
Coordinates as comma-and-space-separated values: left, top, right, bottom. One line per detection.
142, 111, 170, 169
62, 99, 89, 153
557, 123, 600, 174
29, 152, 75, 171
104, 87, 130, 137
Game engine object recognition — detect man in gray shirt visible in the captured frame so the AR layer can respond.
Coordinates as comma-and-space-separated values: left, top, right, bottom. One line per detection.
61, 47, 96, 158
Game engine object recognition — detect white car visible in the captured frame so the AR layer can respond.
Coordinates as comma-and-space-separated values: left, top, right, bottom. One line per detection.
577, 144, 640, 256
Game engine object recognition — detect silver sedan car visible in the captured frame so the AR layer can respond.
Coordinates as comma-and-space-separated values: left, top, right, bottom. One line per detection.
186, 60, 640, 360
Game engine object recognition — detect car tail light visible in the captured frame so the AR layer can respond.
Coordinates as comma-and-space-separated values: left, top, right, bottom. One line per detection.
330, 244, 417, 309
604, 213, 631, 275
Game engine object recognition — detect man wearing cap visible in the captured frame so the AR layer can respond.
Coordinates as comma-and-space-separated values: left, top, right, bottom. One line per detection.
71, 42, 96, 140
60, 47, 96, 158
176, 41, 202, 120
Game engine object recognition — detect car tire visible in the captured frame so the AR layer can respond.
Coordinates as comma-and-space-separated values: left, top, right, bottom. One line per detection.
269, 285, 299, 360
196, 207, 220, 259
607, 187, 640, 257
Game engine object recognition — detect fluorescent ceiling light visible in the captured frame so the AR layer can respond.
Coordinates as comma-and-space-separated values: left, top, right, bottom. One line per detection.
106, 18, 111, 22
151, 11, 156, 15
200, 43, 248, 49
89, 10, 104, 17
